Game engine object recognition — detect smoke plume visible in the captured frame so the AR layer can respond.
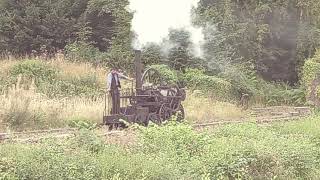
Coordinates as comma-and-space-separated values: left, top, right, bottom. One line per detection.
129, 0, 203, 57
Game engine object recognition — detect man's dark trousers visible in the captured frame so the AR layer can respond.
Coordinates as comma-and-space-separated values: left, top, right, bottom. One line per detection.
110, 88, 120, 114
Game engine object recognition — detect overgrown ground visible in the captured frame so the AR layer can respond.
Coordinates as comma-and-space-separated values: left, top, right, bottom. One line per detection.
1, 58, 318, 180
0, 58, 246, 132
1, 115, 320, 179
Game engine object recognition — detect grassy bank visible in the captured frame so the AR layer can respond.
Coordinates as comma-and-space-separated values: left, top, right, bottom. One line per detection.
0, 59, 245, 132
1, 116, 320, 179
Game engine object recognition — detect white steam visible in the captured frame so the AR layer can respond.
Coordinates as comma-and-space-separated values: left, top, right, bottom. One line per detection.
129, 0, 203, 57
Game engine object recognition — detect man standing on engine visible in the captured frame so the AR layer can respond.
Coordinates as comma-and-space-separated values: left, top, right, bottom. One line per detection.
107, 68, 133, 114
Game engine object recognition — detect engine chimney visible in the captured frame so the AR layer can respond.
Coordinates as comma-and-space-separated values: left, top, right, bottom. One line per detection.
134, 50, 142, 95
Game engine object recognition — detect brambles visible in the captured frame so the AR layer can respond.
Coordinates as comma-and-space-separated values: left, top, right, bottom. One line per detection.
1, 117, 320, 179
302, 50, 320, 105
1, 60, 104, 98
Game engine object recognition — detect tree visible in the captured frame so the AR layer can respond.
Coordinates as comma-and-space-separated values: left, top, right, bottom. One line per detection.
0, 0, 87, 55
141, 43, 164, 65
193, 0, 320, 84
0, 0, 133, 60
162, 28, 201, 72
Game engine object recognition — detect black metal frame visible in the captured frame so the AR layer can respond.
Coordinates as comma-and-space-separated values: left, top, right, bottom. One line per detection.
103, 50, 186, 127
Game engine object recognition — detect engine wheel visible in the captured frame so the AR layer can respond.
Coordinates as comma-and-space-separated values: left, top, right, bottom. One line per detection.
174, 104, 185, 122
148, 113, 160, 124
159, 103, 173, 123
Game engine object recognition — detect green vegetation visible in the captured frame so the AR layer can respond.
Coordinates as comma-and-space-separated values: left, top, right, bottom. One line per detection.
0, 60, 104, 98
1, 1, 320, 179
302, 50, 320, 102
149, 64, 306, 105
1, 0, 319, 106
182, 68, 236, 100
1, 117, 320, 179
194, 0, 320, 84
0, 0, 133, 69
0, 60, 107, 131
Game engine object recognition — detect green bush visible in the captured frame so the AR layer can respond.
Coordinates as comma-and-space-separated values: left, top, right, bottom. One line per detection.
139, 120, 320, 179
39, 74, 104, 98
2, 60, 104, 98
67, 117, 97, 130
257, 82, 306, 106
220, 65, 259, 96
182, 68, 237, 100
9, 60, 58, 84
302, 50, 320, 86
301, 50, 320, 104
2, 96, 44, 130
65, 41, 102, 64
1, 118, 320, 179
148, 64, 179, 85
0, 158, 16, 179
220, 65, 306, 106
148, 65, 306, 105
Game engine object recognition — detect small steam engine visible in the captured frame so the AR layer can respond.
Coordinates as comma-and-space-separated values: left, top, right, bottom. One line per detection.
103, 50, 186, 128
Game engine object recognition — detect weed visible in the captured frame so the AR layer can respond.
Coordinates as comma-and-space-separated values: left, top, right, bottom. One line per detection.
1, 118, 320, 179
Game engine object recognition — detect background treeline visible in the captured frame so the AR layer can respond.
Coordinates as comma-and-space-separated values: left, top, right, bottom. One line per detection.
194, 0, 320, 84
1, 0, 320, 105
0, 0, 133, 69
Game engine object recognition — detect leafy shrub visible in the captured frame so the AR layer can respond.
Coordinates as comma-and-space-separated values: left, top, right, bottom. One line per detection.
2, 95, 46, 130
9, 60, 58, 84
138, 120, 320, 179
69, 130, 105, 153
0, 158, 17, 179
302, 50, 320, 104
182, 68, 237, 100
67, 117, 97, 130
257, 82, 306, 106
3, 60, 104, 98
2, 143, 103, 180
1, 118, 320, 179
39, 74, 104, 98
302, 50, 320, 86
65, 41, 102, 64
220, 65, 259, 96
221, 65, 306, 106
149, 64, 179, 85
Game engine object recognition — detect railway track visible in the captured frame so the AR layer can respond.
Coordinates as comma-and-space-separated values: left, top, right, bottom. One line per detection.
0, 106, 312, 143
0, 128, 77, 142
192, 116, 303, 128
0, 128, 125, 143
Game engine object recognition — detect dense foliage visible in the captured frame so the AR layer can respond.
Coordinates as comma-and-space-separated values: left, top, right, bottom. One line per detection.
1, 117, 320, 179
1, 0, 320, 105
0, 60, 104, 99
141, 28, 205, 72
151, 64, 305, 105
0, 0, 133, 68
302, 49, 320, 104
193, 0, 320, 84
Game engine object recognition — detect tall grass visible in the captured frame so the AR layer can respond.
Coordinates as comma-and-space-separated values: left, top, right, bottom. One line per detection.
0, 58, 249, 131
183, 92, 247, 123
0, 76, 104, 131
1, 117, 320, 179
0, 81, 245, 131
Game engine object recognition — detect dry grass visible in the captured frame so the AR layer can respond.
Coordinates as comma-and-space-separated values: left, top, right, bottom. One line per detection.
0, 59, 19, 73
184, 93, 248, 123
0, 57, 134, 132
48, 57, 109, 85
0, 76, 105, 132
0, 57, 248, 132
